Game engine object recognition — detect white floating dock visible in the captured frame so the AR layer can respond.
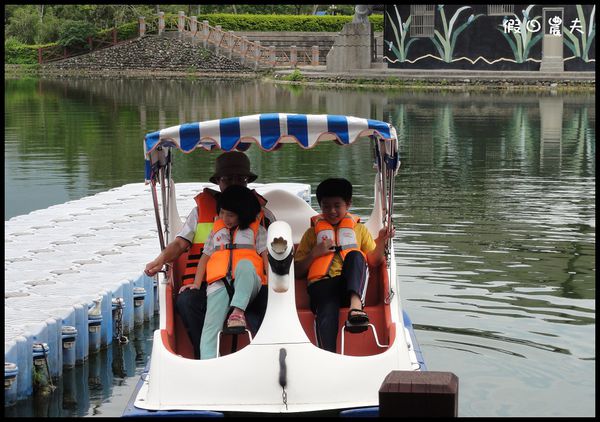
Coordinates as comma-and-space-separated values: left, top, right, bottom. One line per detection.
4, 181, 311, 403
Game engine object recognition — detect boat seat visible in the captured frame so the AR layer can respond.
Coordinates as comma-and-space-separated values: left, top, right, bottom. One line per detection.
261, 188, 318, 245
294, 263, 389, 356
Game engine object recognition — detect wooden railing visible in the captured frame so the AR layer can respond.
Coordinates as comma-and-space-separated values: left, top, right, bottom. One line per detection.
38, 27, 124, 64
38, 11, 321, 68
178, 16, 320, 69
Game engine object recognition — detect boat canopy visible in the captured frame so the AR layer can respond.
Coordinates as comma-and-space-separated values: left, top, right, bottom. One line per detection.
143, 113, 398, 182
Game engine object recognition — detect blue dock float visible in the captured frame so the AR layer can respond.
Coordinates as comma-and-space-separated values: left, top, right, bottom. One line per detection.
61, 325, 78, 368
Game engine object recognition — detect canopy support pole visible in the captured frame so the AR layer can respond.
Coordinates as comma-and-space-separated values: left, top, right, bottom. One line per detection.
151, 178, 166, 251
159, 166, 169, 243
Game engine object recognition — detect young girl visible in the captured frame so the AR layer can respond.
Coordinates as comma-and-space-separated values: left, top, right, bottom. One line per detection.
189, 184, 268, 360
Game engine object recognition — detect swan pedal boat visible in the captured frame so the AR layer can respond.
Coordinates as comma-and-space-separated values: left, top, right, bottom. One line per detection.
124, 113, 426, 417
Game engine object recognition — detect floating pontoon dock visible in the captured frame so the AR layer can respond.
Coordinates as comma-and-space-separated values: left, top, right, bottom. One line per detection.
4, 182, 310, 404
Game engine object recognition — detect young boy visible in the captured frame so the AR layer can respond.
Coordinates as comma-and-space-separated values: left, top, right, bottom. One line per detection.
294, 178, 394, 353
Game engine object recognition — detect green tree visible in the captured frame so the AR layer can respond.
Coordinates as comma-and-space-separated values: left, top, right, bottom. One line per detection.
5, 5, 40, 44
57, 20, 95, 48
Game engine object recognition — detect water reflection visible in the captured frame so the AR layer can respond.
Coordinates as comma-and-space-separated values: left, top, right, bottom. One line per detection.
4, 320, 157, 417
4, 77, 595, 416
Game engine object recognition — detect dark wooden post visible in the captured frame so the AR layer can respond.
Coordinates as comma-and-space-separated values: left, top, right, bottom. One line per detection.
88, 37, 93, 50
112, 27, 117, 45
379, 371, 459, 417
38, 48, 43, 64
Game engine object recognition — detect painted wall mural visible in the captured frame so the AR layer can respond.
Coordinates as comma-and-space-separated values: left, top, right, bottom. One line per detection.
563, 4, 596, 62
384, 4, 595, 71
498, 5, 544, 63
432, 5, 484, 63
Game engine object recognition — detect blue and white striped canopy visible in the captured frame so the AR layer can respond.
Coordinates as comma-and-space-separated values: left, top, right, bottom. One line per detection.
144, 113, 397, 181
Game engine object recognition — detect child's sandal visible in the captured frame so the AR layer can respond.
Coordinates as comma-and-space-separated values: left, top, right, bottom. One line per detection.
226, 313, 247, 329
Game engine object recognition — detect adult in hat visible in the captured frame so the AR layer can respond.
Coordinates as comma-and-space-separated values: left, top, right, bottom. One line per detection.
209, 151, 257, 184
144, 151, 273, 359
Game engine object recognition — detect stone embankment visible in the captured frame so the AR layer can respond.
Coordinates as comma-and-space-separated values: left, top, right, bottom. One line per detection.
41, 35, 253, 74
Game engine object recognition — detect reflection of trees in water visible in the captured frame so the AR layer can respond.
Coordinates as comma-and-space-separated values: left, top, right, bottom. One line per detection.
387, 90, 595, 305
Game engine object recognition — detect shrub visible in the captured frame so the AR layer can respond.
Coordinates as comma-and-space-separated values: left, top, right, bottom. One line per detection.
189, 13, 383, 32
57, 20, 95, 48
116, 21, 139, 41
284, 68, 304, 82
96, 21, 140, 42
4, 37, 44, 64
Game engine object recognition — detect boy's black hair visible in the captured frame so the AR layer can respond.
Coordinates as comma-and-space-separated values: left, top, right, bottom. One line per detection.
316, 178, 353, 205
217, 185, 261, 230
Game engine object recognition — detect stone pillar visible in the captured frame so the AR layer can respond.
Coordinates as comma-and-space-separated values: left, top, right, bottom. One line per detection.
202, 20, 209, 48
227, 31, 234, 58
311, 45, 319, 66
215, 25, 222, 54
158, 12, 165, 36
254, 40, 261, 70
540, 8, 565, 72
190, 16, 197, 35
178, 11, 185, 38
326, 22, 372, 72
290, 45, 297, 67
240, 36, 249, 64
139, 16, 146, 38
270, 45, 277, 67
190, 16, 198, 45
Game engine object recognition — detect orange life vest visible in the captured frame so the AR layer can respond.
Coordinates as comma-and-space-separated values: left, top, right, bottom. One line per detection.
307, 212, 364, 282
205, 215, 267, 285
181, 189, 219, 285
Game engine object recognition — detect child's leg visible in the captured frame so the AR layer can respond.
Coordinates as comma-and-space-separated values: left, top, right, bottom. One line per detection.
341, 251, 369, 314
230, 259, 262, 314
199, 286, 231, 360
307, 277, 342, 353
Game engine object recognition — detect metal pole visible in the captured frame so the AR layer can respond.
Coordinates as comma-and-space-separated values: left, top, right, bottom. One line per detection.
151, 179, 165, 250
159, 166, 169, 243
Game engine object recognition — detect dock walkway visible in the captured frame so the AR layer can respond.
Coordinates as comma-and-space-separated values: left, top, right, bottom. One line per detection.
4, 181, 309, 402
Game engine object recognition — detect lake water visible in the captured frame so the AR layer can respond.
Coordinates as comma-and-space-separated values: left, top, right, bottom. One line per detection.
4, 77, 595, 417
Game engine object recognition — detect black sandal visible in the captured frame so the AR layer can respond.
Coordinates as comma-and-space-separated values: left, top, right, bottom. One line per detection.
347, 308, 369, 325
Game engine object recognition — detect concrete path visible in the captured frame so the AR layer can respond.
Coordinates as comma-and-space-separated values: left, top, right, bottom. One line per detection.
274, 65, 596, 84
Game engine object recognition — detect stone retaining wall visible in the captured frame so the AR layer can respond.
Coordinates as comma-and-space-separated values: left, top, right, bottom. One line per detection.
42, 35, 252, 72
